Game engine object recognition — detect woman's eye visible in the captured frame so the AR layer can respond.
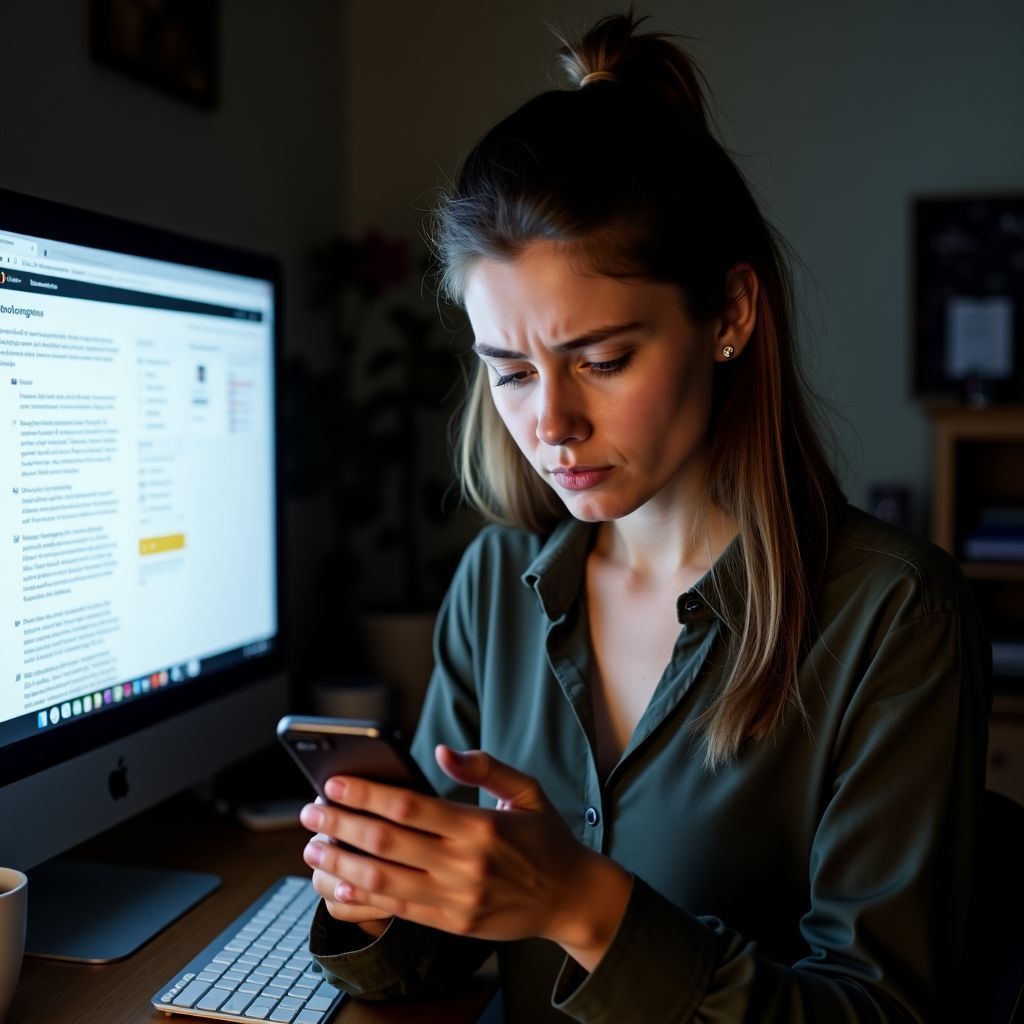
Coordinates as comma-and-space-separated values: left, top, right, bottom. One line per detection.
493, 370, 531, 389
585, 352, 634, 376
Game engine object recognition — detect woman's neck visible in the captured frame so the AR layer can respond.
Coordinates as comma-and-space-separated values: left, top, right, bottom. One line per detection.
594, 493, 737, 583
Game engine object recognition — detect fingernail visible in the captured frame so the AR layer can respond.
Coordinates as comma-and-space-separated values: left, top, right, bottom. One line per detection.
304, 843, 323, 867
448, 748, 465, 764
325, 778, 346, 801
300, 805, 325, 830
335, 882, 353, 903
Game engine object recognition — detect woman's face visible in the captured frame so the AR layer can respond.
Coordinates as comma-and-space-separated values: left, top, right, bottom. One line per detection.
464, 242, 727, 524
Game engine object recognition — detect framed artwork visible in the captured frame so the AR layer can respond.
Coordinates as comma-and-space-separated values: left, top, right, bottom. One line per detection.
912, 194, 1024, 404
90, 0, 220, 110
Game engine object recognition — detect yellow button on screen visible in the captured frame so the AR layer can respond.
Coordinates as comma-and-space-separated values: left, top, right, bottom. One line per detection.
139, 533, 186, 556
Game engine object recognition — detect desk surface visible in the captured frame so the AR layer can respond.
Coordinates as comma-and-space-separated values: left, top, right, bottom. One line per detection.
9, 794, 495, 1024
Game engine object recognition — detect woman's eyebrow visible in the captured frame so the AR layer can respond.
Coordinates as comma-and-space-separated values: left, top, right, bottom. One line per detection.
472, 321, 644, 359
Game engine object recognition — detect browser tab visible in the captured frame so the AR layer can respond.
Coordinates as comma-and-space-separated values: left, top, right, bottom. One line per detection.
0, 234, 38, 258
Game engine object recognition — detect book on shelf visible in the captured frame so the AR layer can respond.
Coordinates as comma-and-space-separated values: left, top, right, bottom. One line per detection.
963, 537, 1024, 561
962, 506, 1024, 562
992, 641, 1024, 679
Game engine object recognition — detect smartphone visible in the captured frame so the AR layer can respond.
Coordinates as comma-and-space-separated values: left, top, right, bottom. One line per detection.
276, 715, 436, 806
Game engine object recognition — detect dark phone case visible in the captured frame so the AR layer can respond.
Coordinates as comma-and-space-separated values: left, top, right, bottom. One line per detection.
276, 715, 435, 805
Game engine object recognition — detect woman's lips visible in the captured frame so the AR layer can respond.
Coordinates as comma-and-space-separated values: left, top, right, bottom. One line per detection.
550, 466, 614, 490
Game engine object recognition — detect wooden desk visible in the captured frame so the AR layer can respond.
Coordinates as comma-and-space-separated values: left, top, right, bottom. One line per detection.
9, 794, 495, 1024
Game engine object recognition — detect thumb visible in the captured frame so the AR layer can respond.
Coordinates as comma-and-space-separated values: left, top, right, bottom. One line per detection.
434, 745, 544, 811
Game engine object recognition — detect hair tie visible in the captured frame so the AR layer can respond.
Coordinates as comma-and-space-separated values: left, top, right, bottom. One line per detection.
580, 71, 617, 87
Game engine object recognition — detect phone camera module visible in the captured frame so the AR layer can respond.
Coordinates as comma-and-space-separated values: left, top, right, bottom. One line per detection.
293, 737, 332, 753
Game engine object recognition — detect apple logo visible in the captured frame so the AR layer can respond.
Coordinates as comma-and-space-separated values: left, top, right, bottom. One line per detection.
108, 756, 129, 801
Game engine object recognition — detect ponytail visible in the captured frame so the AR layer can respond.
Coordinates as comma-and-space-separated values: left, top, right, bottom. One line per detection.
557, 11, 710, 131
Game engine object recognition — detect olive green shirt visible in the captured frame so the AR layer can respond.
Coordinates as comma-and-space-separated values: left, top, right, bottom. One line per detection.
310, 503, 991, 1022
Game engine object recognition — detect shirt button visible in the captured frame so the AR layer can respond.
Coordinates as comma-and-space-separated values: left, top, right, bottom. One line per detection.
584, 806, 600, 827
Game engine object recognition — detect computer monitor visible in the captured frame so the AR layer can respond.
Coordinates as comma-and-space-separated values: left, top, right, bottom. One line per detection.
0, 187, 288, 960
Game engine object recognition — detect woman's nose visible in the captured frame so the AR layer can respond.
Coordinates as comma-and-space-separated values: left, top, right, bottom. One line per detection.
535, 378, 591, 447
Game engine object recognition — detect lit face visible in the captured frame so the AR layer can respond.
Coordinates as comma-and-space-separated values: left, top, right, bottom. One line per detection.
465, 242, 722, 524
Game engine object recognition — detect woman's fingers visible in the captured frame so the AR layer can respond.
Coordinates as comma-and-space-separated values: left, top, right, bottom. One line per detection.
301, 798, 479, 880
305, 832, 484, 919
308, 867, 393, 924
434, 746, 546, 811
320, 775, 473, 838
309, 853, 440, 927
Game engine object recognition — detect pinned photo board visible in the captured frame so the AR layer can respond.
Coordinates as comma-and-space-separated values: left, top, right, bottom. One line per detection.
913, 195, 1024, 403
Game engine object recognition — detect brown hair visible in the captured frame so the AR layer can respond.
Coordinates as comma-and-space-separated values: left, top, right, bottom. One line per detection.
431, 11, 843, 766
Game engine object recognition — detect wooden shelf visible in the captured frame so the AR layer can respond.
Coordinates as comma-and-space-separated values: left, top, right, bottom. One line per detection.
994, 691, 1024, 718
929, 407, 1024, 804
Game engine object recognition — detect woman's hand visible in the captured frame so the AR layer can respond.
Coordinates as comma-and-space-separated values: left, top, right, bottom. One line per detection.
299, 746, 632, 970
302, 796, 394, 935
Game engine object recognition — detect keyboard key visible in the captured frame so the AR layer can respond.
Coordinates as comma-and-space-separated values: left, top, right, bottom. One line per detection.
172, 979, 213, 1008
240, 980, 266, 995
223, 991, 257, 1015
244, 997, 278, 1020
304, 995, 335, 1012
269, 1007, 298, 1022
295, 1012, 325, 1024
196, 989, 230, 1012
264, 985, 289, 1000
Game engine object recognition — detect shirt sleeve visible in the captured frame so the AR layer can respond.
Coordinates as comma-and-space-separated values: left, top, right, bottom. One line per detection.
308, 903, 493, 1000
552, 604, 991, 1023
308, 533, 495, 998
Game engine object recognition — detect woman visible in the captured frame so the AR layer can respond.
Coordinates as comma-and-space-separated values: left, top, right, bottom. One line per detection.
300, 12, 990, 1022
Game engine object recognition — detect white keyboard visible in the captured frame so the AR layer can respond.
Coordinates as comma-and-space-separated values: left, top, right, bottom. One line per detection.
151, 876, 346, 1023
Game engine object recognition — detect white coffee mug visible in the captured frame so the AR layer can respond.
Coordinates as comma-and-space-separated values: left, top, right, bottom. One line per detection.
0, 867, 27, 1024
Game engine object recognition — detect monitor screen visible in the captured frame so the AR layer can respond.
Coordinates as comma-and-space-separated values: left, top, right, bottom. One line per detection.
0, 188, 288, 889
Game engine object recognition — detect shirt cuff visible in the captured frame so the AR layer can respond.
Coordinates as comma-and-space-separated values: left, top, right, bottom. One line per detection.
308, 900, 424, 997
552, 875, 716, 1022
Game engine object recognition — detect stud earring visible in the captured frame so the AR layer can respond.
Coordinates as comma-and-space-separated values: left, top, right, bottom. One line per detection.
721, 345, 735, 360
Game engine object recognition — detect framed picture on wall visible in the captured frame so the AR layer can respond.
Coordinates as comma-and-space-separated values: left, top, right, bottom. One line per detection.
90, 0, 220, 110
912, 193, 1024, 404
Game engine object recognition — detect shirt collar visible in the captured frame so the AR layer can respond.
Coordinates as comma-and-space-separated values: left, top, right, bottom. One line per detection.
688, 531, 746, 633
521, 519, 595, 621
522, 518, 748, 630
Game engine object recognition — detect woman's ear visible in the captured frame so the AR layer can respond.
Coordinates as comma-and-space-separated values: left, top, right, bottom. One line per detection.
713, 263, 758, 362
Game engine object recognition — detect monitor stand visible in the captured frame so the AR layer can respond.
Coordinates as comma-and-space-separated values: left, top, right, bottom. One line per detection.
25, 859, 220, 963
